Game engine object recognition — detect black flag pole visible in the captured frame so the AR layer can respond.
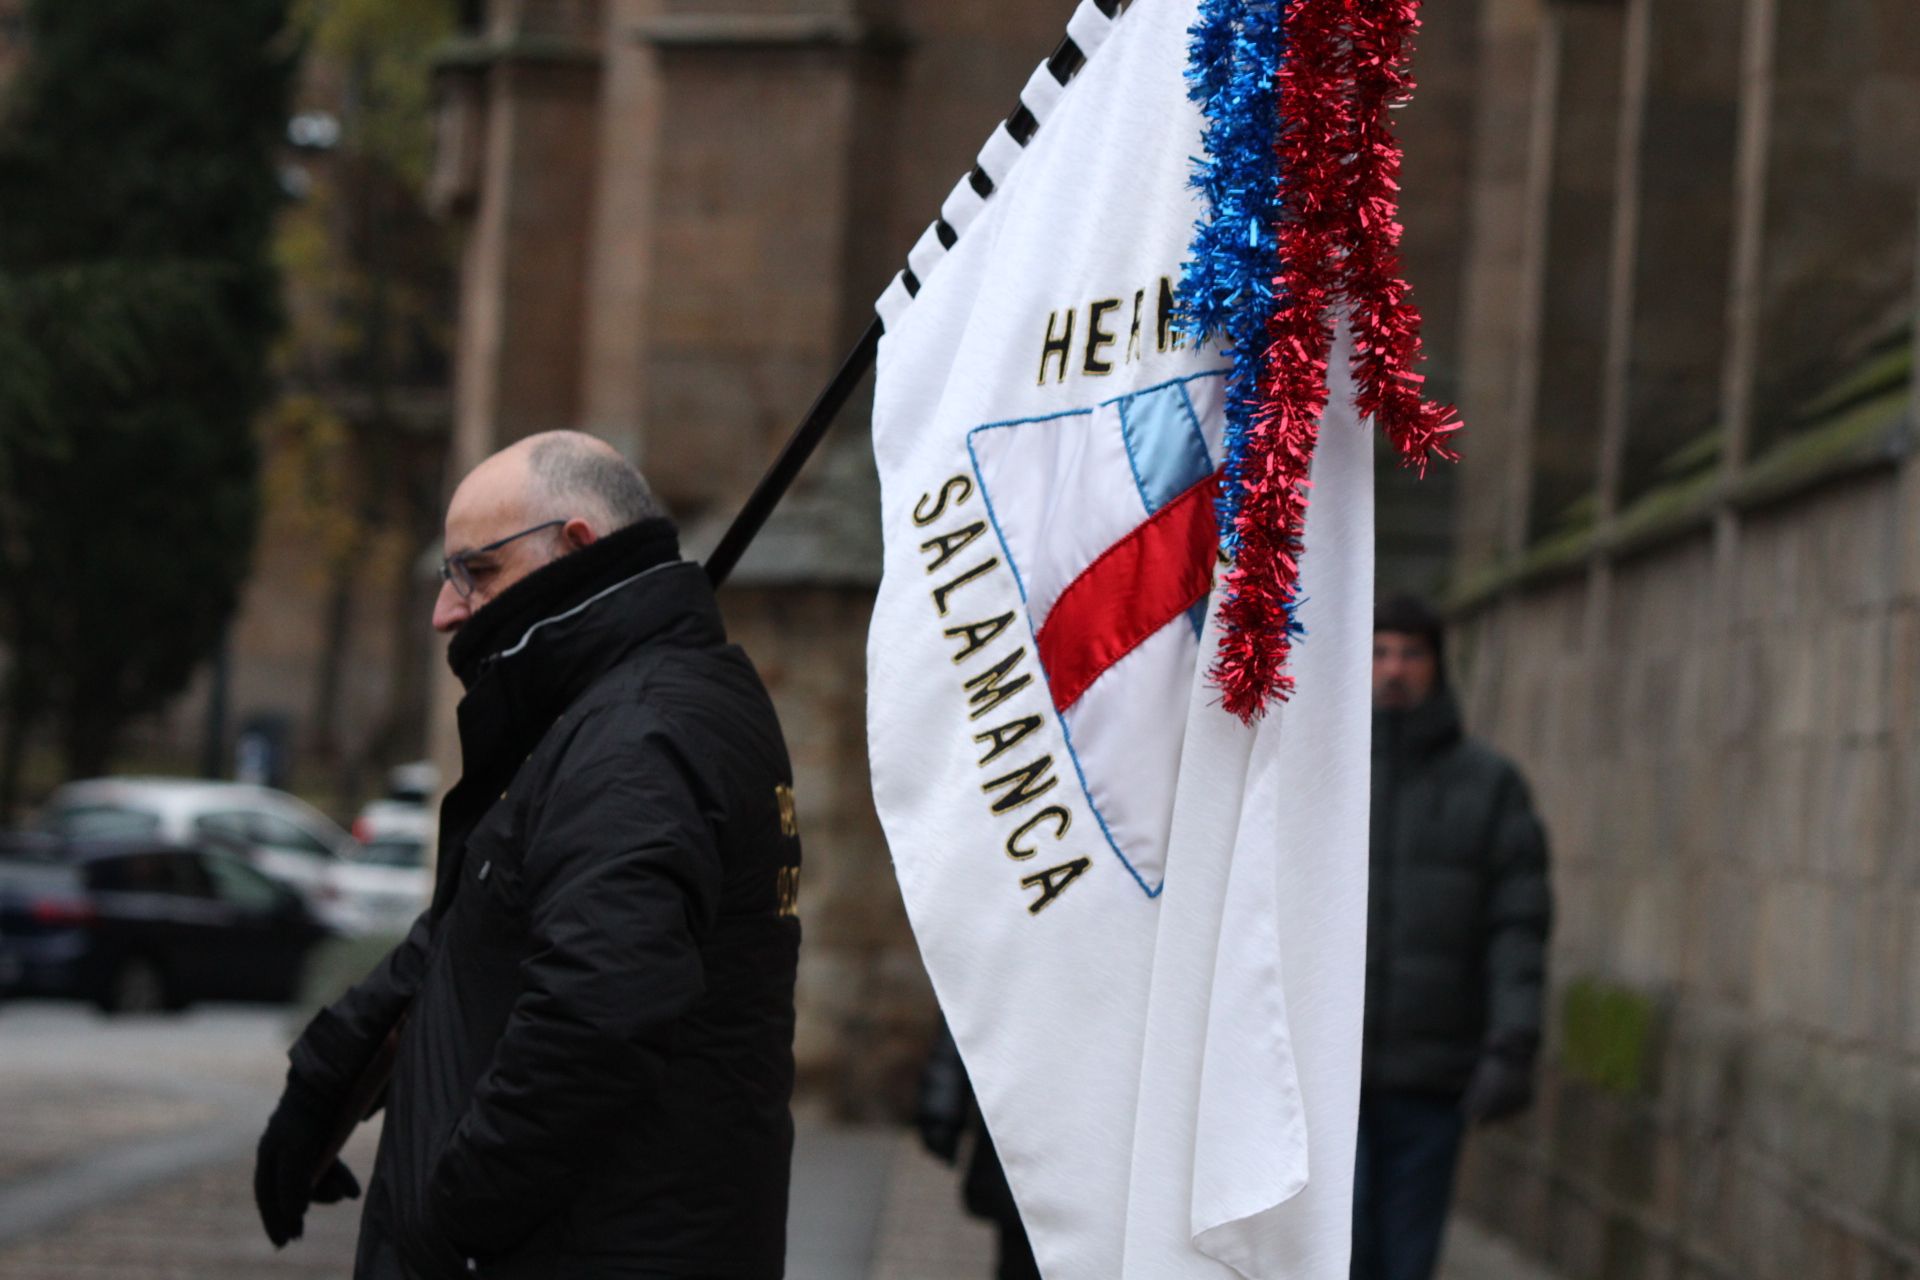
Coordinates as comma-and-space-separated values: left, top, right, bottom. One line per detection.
700, 10, 1115, 588
704, 316, 884, 588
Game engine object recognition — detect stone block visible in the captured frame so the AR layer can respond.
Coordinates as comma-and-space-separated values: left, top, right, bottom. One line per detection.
1700, 874, 1757, 1005
1889, 1066, 1920, 1242
1713, 747, 1760, 871
1554, 864, 1604, 974
1895, 463, 1920, 606
1841, 613, 1895, 741
1544, 1180, 1608, 1279
1599, 1215, 1665, 1280
1616, 869, 1684, 988
1671, 648, 1712, 752
1864, 890, 1909, 1053
1752, 880, 1831, 1029
1748, 741, 1813, 875
1718, 632, 1766, 745
1826, 1082, 1899, 1227
1851, 484, 1901, 613
1856, 72, 1920, 185
1797, 484, 1891, 615
1762, 1190, 1821, 1280
793, 947, 864, 1078
1737, 512, 1799, 630
1903, 893, 1920, 1060
1888, 606, 1920, 738
1672, 751, 1725, 870
1808, 741, 1895, 885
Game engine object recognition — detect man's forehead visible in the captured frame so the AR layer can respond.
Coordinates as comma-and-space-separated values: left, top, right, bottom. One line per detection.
446, 455, 533, 548
1374, 630, 1435, 650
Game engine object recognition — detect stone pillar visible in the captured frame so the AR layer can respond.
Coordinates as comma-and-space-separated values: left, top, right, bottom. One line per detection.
1525, 0, 1627, 545
1716, 0, 1777, 481
1749, 0, 1920, 447
1604, 0, 1744, 506
0, 0, 25, 90
631, 10, 873, 525
1454, 0, 1553, 574
1377, 0, 1478, 595
439, 9, 604, 479
575, 0, 667, 463
427, 1, 607, 828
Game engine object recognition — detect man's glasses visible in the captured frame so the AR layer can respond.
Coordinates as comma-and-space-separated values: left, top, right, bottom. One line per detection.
439, 519, 567, 600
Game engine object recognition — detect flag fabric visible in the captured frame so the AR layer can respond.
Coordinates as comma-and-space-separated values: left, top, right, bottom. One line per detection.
864, 1, 1375, 1275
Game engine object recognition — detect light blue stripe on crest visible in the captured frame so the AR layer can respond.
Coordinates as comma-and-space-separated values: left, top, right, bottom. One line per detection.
1117, 380, 1217, 639
1117, 381, 1215, 518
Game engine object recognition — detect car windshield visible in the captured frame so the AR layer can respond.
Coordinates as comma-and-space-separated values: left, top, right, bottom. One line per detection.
202, 853, 288, 911
359, 837, 426, 869
43, 805, 163, 840
195, 809, 339, 858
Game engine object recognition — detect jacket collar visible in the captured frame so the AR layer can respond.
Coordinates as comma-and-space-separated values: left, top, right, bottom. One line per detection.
447, 517, 682, 689
1373, 683, 1463, 762
444, 519, 719, 792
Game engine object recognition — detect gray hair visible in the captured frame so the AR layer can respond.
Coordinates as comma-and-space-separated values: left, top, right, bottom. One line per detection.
527, 434, 667, 533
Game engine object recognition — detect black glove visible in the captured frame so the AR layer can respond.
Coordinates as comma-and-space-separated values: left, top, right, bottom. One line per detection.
1461, 1038, 1536, 1124
918, 1117, 964, 1165
254, 1074, 361, 1247
915, 1019, 971, 1165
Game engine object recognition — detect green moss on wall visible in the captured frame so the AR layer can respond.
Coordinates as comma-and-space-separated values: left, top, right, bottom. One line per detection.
1561, 978, 1660, 1096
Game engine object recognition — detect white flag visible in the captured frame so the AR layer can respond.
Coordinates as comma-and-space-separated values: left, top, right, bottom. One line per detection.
866, 1, 1372, 1275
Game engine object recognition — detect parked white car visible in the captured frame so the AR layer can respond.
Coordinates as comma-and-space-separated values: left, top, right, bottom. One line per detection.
334, 804, 432, 937
37, 777, 360, 932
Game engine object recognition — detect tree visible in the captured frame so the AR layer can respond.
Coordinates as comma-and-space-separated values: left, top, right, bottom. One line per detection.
0, 0, 298, 813
272, 0, 455, 783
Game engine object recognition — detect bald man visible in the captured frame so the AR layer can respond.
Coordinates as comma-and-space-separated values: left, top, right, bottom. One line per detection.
255, 433, 804, 1279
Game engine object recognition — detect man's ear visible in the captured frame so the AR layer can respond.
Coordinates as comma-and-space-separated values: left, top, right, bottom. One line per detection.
562, 517, 599, 551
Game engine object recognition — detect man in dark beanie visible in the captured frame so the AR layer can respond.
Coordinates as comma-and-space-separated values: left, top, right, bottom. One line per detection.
253, 432, 802, 1279
1353, 595, 1551, 1280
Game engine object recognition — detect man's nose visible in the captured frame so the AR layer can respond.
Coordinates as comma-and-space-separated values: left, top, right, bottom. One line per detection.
432, 580, 470, 634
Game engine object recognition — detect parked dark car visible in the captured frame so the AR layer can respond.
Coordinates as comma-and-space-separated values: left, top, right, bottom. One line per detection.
0, 835, 330, 1013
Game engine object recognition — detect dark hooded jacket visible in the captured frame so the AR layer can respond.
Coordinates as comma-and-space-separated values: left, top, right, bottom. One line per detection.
287, 520, 802, 1279
1364, 684, 1550, 1094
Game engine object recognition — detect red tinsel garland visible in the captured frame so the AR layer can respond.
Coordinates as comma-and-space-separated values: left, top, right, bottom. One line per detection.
1212, 0, 1461, 722
1342, 0, 1462, 473
1211, 0, 1351, 720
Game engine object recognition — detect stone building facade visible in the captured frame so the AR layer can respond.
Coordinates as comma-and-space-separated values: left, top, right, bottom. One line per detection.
414, 1, 1920, 1260
1427, 0, 1920, 1276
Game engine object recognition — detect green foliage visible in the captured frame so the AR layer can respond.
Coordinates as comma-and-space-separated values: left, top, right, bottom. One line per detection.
0, 0, 297, 789
1561, 978, 1660, 1096
295, 0, 453, 183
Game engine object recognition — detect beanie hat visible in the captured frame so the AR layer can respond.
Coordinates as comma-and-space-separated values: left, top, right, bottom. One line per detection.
1374, 593, 1445, 667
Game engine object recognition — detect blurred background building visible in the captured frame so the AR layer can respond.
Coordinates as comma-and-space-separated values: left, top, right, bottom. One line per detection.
1422, 2, 1920, 1278
0, 0, 1916, 1275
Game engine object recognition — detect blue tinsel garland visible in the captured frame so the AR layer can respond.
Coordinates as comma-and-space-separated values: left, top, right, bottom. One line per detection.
1178, 0, 1287, 562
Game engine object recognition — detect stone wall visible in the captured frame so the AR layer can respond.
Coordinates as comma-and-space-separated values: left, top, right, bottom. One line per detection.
1451, 466, 1920, 1278
1441, 0, 1920, 1273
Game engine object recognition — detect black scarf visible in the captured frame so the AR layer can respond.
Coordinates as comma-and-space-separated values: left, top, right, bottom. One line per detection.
445, 517, 681, 690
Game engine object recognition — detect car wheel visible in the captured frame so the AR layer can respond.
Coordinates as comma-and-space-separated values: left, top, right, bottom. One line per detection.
99, 956, 169, 1016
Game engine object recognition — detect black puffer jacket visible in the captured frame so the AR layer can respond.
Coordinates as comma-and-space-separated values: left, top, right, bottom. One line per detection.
1364, 685, 1550, 1094
288, 520, 802, 1279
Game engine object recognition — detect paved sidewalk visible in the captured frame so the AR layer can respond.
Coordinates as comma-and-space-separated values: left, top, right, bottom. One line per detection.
0, 1007, 1563, 1279
0, 1118, 1558, 1279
